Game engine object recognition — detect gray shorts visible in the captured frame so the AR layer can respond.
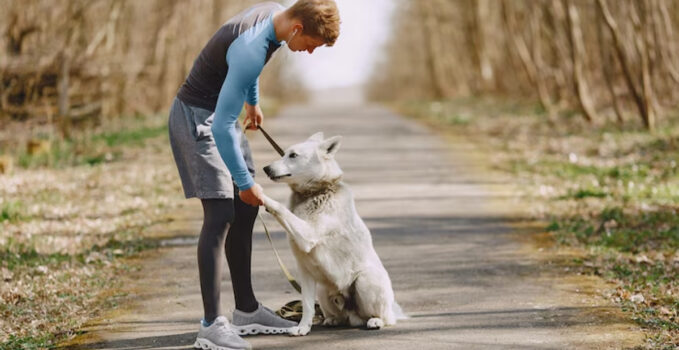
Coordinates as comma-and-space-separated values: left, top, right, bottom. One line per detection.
168, 97, 255, 199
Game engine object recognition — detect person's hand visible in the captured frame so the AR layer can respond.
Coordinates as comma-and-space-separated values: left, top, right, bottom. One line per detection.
243, 103, 263, 130
239, 183, 264, 206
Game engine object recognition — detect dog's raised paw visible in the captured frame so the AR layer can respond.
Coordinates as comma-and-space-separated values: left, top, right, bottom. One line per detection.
289, 325, 311, 336
366, 318, 384, 329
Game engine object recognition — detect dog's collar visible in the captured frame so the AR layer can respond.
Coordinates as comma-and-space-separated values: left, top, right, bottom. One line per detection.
291, 178, 341, 199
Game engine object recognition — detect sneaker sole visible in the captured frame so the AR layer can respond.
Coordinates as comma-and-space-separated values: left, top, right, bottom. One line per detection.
231, 324, 296, 336
194, 337, 251, 350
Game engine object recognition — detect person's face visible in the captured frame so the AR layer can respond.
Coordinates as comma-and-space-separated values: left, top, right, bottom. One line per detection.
288, 29, 325, 54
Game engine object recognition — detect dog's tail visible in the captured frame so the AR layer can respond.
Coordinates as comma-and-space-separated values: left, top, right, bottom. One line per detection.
393, 301, 409, 320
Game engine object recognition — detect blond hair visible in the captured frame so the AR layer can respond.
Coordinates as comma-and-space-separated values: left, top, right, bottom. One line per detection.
287, 0, 340, 46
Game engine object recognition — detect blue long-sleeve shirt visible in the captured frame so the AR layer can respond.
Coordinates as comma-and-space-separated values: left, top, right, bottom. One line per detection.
177, 2, 283, 191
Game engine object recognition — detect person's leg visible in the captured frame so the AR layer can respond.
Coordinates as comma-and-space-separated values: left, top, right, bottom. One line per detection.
195, 200, 251, 350
172, 102, 250, 347
227, 184, 299, 335
225, 185, 259, 313
197, 198, 235, 323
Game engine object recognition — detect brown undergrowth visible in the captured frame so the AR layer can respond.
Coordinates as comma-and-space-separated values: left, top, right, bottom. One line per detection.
0, 113, 187, 349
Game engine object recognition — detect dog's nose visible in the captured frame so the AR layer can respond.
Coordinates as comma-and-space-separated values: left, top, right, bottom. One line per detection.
263, 165, 273, 177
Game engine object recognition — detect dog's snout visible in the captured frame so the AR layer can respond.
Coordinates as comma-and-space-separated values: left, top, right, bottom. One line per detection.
263, 165, 273, 177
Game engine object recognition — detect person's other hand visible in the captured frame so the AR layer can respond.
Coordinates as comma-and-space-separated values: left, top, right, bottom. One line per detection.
243, 103, 263, 130
239, 183, 264, 206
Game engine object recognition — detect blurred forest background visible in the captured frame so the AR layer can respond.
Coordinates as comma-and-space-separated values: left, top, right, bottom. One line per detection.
1, 0, 678, 348
0, 0, 304, 348
0, 0, 302, 165
370, 0, 678, 348
371, 0, 679, 129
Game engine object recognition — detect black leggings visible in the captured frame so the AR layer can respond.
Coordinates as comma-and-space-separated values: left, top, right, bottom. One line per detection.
197, 188, 259, 323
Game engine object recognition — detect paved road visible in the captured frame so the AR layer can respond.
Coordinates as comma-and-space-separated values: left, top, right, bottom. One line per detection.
63, 101, 643, 349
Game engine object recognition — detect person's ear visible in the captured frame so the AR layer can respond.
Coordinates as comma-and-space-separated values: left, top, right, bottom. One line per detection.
293, 23, 303, 35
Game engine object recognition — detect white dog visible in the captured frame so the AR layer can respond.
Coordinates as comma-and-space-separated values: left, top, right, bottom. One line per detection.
261, 132, 404, 336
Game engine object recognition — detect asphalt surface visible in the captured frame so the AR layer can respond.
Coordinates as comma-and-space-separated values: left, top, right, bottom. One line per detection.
62, 99, 643, 350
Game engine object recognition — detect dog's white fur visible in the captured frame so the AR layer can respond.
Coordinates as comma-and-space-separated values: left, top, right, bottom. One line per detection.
262, 132, 403, 336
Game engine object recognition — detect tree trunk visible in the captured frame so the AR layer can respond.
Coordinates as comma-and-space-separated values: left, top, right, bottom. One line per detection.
502, 0, 555, 117
657, 0, 679, 85
470, 0, 493, 90
632, 0, 657, 130
565, 0, 597, 122
598, 0, 653, 130
544, 1, 572, 108
596, 2, 624, 124
419, 1, 451, 99
57, 52, 71, 137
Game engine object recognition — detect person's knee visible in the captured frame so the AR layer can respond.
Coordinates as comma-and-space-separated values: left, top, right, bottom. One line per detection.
201, 198, 235, 233
236, 203, 259, 224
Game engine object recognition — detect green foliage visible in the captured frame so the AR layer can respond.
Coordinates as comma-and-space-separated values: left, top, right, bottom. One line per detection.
560, 188, 608, 200
1, 333, 56, 350
1, 243, 72, 271
13, 116, 168, 170
91, 124, 167, 147
0, 200, 24, 223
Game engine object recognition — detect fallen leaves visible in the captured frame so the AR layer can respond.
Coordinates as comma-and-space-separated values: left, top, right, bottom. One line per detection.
0, 118, 184, 346
630, 293, 645, 304
1, 267, 11, 282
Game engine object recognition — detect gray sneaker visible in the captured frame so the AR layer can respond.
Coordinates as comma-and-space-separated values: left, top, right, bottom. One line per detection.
231, 303, 298, 335
194, 316, 251, 350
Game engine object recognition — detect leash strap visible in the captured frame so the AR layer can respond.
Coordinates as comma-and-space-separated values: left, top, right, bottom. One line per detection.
259, 213, 302, 293
243, 123, 300, 293
257, 125, 285, 156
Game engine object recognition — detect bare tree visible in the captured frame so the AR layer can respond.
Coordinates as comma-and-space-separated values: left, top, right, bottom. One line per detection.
598, 0, 654, 130
418, 1, 453, 99
502, 0, 556, 117
565, 0, 597, 122
370, 0, 679, 130
597, 2, 624, 123
1, 0, 301, 131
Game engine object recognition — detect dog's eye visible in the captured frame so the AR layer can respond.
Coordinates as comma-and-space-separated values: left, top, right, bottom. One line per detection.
289, 152, 298, 159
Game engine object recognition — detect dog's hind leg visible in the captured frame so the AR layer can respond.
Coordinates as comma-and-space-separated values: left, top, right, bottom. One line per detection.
347, 311, 365, 327
318, 285, 347, 326
353, 270, 396, 328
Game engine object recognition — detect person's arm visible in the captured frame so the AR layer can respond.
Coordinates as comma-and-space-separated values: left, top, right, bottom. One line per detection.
211, 52, 263, 193
244, 79, 264, 130
246, 78, 259, 106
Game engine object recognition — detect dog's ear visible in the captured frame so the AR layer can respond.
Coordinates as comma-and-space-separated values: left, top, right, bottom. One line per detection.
308, 132, 324, 142
319, 136, 342, 157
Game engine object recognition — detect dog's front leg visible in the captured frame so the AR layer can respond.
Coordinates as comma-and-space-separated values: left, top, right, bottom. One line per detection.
290, 270, 316, 336
261, 195, 319, 252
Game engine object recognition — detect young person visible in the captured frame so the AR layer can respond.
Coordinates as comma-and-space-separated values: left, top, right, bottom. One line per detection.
168, 1, 340, 349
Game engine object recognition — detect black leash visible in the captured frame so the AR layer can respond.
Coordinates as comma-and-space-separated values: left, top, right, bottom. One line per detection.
257, 125, 285, 156
243, 123, 301, 293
